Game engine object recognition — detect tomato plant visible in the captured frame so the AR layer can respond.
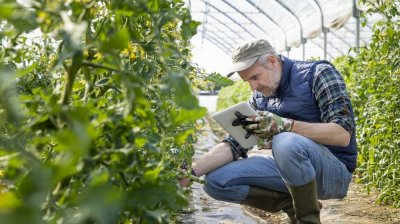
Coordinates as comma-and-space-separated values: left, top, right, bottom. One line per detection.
334, 0, 400, 207
0, 0, 206, 223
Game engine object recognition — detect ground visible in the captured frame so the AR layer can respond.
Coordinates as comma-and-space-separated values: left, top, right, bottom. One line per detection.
242, 181, 400, 223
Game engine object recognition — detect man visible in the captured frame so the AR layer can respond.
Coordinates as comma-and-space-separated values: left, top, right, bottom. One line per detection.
187, 39, 357, 224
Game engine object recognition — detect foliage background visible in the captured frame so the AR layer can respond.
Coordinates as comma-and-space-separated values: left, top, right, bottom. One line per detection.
0, 0, 207, 223
334, 0, 400, 208
216, 80, 251, 111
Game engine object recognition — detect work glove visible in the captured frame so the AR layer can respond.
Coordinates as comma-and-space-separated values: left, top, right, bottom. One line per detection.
232, 111, 294, 140
257, 137, 273, 150
232, 111, 273, 149
232, 111, 256, 139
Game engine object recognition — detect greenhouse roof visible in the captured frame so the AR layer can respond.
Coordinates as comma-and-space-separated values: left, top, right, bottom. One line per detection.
188, 0, 381, 72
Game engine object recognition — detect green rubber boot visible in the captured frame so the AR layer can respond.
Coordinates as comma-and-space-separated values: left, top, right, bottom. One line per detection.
287, 179, 321, 224
241, 186, 296, 224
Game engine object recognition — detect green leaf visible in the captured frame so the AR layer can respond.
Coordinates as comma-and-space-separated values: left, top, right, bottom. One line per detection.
173, 107, 206, 124
134, 136, 147, 147
0, 3, 15, 19
174, 129, 193, 145
101, 28, 130, 52
0, 191, 21, 209
75, 185, 123, 224
16, 63, 37, 78
0, 3, 37, 32
147, 0, 160, 12
167, 72, 199, 109
90, 168, 110, 187
143, 166, 161, 183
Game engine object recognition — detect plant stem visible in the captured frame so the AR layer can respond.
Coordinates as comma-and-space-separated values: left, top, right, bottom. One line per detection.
60, 51, 83, 105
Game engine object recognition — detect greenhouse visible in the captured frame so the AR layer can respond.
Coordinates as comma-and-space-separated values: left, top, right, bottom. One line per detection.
0, 0, 399, 223
189, 0, 383, 74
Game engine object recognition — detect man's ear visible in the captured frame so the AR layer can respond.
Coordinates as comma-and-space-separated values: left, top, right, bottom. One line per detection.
266, 54, 277, 65
267, 55, 282, 69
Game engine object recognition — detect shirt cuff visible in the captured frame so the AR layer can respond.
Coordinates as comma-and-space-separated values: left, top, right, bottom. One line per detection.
222, 136, 250, 160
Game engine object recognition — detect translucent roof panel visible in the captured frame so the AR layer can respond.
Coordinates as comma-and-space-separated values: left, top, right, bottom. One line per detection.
320, 0, 353, 28
256, 0, 302, 47
188, 0, 380, 69
281, 0, 322, 38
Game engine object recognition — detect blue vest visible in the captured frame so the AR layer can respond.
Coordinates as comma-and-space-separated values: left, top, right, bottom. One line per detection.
250, 56, 357, 172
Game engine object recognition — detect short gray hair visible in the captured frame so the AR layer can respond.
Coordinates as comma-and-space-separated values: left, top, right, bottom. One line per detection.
256, 53, 282, 65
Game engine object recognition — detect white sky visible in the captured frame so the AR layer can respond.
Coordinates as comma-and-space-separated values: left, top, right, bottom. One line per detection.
190, 33, 300, 79
187, 1, 299, 77
190, 34, 232, 76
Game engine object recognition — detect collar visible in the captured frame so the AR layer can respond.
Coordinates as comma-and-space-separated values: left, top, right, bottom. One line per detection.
275, 55, 293, 97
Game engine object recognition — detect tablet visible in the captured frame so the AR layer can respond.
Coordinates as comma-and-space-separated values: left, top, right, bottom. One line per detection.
212, 102, 259, 148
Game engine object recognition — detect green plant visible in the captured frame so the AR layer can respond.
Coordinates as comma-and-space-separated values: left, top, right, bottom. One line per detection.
333, 0, 400, 207
0, 0, 206, 223
204, 72, 234, 91
216, 79, 252, 111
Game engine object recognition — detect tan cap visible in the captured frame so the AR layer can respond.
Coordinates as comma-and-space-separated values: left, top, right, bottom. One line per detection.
227, 39, 276, 77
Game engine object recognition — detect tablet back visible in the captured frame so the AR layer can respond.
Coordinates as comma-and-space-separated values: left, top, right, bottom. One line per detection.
212, 102, 259, 148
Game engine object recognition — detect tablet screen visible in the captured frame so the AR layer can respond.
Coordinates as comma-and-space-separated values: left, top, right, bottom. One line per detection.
212, 102, 259, 148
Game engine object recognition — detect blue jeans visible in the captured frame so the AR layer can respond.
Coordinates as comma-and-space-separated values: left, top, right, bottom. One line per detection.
204, 132, 352, 203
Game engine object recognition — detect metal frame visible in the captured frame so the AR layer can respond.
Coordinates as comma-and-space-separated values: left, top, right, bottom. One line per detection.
274, 0, 306, 59
353, 0, 361, 53
207, 13, 247, 41
203, 36, 231, 55
204, 22, 242, 47
191, 0, 375, 60
342, 25, 368, 45
309, 0, 328, 59
307, 39, 335, 59
220, 0, 275, 46
200, 0, 257, 39
203, 32, 234, 54
314, 35, 344, 58
197, 0, 261, 52
245, 0, 289, 52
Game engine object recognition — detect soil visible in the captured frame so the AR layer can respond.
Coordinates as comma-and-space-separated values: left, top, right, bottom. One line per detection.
242, 181, 400, 223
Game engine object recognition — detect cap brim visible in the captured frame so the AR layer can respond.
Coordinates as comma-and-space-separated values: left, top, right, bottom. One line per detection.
226, 57, 258, 77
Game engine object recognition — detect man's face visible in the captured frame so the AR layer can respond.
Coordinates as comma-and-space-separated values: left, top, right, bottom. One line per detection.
238, 56, 282, 97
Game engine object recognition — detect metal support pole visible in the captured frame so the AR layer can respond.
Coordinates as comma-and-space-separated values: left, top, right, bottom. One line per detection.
311, 0, 327, 59
323, 27, 328, 60
275, 0, 304, 59
353, 0, 360, 54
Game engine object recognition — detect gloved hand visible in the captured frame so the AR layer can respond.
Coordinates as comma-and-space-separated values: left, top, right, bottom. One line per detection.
232, 110, 294, 139
232, 111, 256, 139
257, 137, 272, 149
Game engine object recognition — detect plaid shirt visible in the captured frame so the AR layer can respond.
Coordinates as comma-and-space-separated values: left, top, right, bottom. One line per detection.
224, 62, 355, 161
313, 63, 355, 136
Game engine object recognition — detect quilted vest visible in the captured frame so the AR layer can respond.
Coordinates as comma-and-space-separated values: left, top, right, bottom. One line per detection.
250, 56, 357, 172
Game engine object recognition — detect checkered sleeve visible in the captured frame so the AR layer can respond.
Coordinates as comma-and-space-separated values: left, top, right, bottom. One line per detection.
312, 63, 355, 135
248, 92, 258, 109
222, 136, 250, 160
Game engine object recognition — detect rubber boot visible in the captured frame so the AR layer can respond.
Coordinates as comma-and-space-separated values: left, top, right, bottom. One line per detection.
287, 179, 321, 224
241, 186, 296, 224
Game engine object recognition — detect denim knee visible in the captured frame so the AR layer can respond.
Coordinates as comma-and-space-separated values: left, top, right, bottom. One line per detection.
204, 173, 234, 202
272, 132, 307, 162
203, 170, 248, 202
203, 172, 222, 200
272, 132, 316, 185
